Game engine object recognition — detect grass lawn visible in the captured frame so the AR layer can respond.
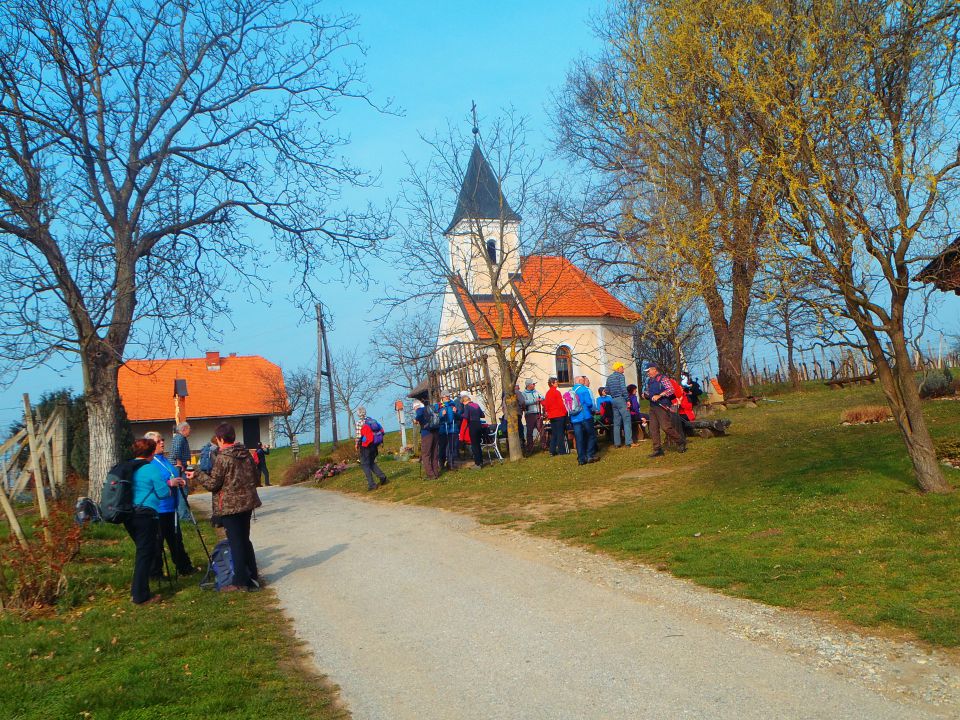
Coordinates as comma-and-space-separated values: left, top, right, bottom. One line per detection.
309, 383, 960, 647
0, 513, 346, 720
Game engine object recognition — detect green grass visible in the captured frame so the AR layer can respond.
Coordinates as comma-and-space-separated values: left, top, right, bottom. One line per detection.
0, 515, 346, 720
312, 383, 960, 647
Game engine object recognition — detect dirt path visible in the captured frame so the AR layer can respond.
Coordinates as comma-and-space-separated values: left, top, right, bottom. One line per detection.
250, 486, 958, 720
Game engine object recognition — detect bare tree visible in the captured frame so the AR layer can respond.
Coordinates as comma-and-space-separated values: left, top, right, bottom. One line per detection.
330, 348, 380, 434
370, 309, 437, 391
259, 366, 320, 449
0, 0, 389, 498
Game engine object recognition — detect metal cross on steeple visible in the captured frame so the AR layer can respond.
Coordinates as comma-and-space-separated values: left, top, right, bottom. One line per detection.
471, 100, 479, 136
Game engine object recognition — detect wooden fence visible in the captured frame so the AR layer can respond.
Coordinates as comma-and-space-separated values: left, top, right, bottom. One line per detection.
0, 394, 68, 547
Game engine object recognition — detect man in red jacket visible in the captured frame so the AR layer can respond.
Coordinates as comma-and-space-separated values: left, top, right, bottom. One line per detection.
542, 376, 569, 456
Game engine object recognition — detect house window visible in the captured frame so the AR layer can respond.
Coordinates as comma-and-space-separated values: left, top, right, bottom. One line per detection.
555, 346, 573, 385
486, 238, 497, 264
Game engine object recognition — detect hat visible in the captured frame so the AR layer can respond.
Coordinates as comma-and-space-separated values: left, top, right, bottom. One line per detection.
645, 363, 659, 371
612, 361, 625, 371
525, 378, 536, 386
460, 391, 470, 398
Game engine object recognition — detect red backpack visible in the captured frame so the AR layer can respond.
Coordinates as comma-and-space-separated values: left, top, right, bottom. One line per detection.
668, 377, 696, 421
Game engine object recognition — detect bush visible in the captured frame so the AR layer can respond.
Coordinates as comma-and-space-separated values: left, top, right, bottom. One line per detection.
280, 454, 332, 485
330, 442, 359, 463
314, 461, 349, 481
0, 503, 82, 612
919, 368, 957, 399
841, 405, 893, 424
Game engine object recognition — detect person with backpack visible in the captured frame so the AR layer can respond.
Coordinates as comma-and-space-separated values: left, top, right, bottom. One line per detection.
187, 423, 262, 592
569, 376, 599, 465
437, 392, 461, 471
412, 398, 439, 479
542, 376, 569, 456
355, 406, 389, 490
124, 438, 183, 604
642, 363, 687, 458
255, 442, 271, 486
519, 379, 543, 453
460, 393, 486, 470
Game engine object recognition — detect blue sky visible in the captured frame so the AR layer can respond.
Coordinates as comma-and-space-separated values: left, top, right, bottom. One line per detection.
0, 1, 606, 435
2, 1, 958, 438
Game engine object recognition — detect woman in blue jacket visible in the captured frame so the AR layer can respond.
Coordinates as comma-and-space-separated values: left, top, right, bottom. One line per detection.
144, 432, 195, 578
437, 392, 461, 471
125, 438, 184, 604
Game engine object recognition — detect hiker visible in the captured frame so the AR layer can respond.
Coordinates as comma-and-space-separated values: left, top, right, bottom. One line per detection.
605, 362, 632, 449
460, 392, 486, 469
125, 437, 182, 604
355, 406, 388, 490
513, 384, 526, 451
255, 442, 270, 486
170, 422, 192, 476
543, 376, 569, 456
642, 364, 687, 458
519, 379, 543, 452
570, 376, 599, 465
144, 431, 194, 578
438, 392, 461, 470
627, 384, 649, 444
414, 398, 440, 479
595, 387, 613, 436
681, 371, 703, 406
187, 423, 262, 591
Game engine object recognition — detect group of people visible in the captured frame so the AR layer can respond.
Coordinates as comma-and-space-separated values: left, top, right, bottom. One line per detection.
401, 362, 697, 477
123, 421, 263, 605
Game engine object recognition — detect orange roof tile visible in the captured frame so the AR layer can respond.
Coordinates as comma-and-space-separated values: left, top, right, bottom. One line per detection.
513, 255, 640, 321
118, 353, 287, 422
452, 280, 530, 341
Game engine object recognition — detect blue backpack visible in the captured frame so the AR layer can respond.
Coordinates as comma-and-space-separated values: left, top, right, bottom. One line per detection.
364, 417, 385, 446
200, 539, 235, 591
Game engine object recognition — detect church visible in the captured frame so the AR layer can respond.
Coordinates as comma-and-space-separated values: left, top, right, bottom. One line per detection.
432, 142, 639, 415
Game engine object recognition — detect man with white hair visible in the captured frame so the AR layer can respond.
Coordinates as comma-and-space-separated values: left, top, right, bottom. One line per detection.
170, 422, 192, 476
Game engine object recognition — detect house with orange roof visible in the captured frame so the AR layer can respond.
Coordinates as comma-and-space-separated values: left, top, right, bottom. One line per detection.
118, 351, 287, 456
436, 144, 639, 412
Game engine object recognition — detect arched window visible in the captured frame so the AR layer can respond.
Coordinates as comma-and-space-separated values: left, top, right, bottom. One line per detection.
555, 346, 573, 385
486, 238, 497, 264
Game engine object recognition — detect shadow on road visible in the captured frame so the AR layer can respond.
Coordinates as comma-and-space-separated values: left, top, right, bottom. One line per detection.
258, 543, 349, 582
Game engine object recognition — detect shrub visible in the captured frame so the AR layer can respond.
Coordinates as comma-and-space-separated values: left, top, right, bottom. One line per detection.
0, 503, 82, 612
919, 369, 956, 399
281, 454, 332, 485
314, 461, 349, 482
841, 405, 893, 424
330, 442, 359, 463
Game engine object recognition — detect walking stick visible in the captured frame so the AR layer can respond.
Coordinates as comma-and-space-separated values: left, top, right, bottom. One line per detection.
179, 485, 212, 565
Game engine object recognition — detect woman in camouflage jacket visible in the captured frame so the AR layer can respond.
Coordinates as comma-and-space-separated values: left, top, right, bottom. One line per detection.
188, 422, 262, 591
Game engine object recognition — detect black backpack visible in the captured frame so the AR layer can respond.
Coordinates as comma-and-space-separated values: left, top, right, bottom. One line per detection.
100, 459, 150, 524
422, 405, 440, 431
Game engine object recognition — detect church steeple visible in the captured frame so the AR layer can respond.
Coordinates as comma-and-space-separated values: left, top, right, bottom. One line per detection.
444, 143, 521, 234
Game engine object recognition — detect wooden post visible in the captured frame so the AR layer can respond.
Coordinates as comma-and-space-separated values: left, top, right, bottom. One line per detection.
34, 407, 59, 501
22, 394, 51, 542
0, 485, 27, 549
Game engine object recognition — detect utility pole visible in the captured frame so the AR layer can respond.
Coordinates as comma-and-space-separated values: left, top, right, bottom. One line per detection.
314, 303, 322, 451
318, 302, 339, 445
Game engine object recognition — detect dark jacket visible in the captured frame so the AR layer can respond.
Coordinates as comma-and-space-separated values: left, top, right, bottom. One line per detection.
463, 401, 485, 424
194, 444, 262, 519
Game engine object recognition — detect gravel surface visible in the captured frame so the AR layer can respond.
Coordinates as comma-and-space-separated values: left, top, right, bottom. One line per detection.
250, 486, 959, 720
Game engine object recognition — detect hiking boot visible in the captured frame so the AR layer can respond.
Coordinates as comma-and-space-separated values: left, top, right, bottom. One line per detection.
133, 594, 162, 605
678, 446, 688, 454
379, 478, 390, 486
649, 449, 665, 458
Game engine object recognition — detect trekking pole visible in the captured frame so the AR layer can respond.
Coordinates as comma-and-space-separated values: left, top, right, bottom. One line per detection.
160, 543, 175, 588
179, 485, 212, 565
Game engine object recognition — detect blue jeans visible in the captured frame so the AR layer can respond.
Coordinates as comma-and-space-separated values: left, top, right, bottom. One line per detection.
611, 397, 631, 446
572, 420, 598, 464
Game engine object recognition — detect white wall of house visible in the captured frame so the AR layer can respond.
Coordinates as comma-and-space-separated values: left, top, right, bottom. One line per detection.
130, 415, 273, 460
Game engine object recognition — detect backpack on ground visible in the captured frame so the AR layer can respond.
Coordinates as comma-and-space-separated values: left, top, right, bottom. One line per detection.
563, 389, 583, 416
74, 496, 102, 525
200, 539, 235, 591
364, 417, 385, 446
99, 459, 150, 524
667, 377, 696, 421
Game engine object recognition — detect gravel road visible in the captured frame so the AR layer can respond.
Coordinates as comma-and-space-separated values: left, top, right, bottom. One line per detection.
249, 486, 958, 720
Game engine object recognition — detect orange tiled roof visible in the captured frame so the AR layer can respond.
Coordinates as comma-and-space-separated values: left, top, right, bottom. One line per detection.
118, 353, 287, 422
452, 280, 530, 341
513, 255, 640, 321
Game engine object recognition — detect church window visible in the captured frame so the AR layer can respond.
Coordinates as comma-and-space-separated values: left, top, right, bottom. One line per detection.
486, 238, 497, 264
555, 346, 573, 385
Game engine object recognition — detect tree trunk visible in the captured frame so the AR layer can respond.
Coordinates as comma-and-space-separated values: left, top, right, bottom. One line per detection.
785, 316, 801, 391
701, 284, 750, 400
494, 352, 523, 462
83, 342, 121, 502
866, 331, 951, 494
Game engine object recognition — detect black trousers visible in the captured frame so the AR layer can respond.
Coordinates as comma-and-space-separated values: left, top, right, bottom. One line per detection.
549, 417, 568, 455
259, 463, 270, 486
219, 510, 258, 588
437, 432, 449, 468
152, 511, 193, 575
469, 421, 484, 467
360, 445, 386, 489
123, 511, 159, 603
